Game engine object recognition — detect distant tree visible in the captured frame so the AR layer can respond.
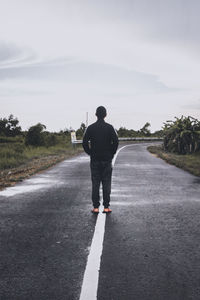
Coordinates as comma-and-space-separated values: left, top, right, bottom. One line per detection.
118, 127, 128, 137
129, 129, 138, 137
25, 123, 46, 146
139, 122, 151, 136
59, 128, 71, 137
76, 123, 86, 138
151, 129, 164, 137
117, 127, 139, 138
0, 114, 22, 137
0, 118, 7, 136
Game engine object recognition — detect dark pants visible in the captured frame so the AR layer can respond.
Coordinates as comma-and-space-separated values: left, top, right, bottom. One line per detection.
90, 160, 112, 208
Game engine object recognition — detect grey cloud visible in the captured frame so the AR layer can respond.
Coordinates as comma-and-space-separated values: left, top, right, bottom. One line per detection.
0, 42, 22, 62
0, 41, 37, 67
0, 58, 174, 94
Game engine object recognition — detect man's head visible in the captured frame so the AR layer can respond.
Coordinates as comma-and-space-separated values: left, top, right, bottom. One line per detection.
96, 106, 107, 119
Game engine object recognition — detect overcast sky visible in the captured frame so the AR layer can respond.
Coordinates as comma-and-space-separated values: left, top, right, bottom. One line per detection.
0, 0, 200, 132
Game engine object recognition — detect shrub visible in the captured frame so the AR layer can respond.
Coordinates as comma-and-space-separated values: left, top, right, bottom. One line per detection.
163, 116, 200, 154
25, 123, 46, 146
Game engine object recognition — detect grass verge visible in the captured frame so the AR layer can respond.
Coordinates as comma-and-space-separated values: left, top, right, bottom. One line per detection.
0, 144, 83, 190
147, 145, 200, 177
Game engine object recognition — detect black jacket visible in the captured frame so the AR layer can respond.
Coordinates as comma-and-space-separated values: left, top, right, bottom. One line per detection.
82, 119, 119, 161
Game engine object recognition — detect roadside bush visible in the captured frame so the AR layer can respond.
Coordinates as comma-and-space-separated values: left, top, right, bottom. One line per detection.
25, 123, 46, 146
43, 132, 60, 147
163, 116, 200, 154
25, 124, 70, 147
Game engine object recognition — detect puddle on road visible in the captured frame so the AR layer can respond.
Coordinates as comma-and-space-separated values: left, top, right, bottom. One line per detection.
0, 155, 89, 197
61, 156, 89, 164
0, 175, 64, 197
112, 201, 134, 206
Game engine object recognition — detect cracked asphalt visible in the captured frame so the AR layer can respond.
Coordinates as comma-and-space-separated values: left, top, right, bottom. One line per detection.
0, 143, 200, 300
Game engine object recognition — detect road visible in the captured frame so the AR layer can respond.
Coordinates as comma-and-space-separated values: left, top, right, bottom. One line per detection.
0, 143, 200, 300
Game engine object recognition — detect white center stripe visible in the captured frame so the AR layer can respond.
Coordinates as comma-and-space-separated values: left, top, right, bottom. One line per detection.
79, 145, 128, 300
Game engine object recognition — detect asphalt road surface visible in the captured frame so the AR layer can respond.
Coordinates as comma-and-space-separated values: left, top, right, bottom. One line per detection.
0, 143, 200, 300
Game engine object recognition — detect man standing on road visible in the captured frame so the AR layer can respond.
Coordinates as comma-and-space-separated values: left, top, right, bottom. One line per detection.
82, 106, 119, 214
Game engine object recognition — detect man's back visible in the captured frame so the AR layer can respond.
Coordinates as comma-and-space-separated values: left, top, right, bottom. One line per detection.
83, 119, 118, 161
82, 106, 118, 212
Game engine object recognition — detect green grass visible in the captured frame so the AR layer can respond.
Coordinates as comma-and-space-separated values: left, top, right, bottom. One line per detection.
0, 141, 82, 170
147, 145, 200, 177
0, 135, 24, 143
0, 143, 26, 169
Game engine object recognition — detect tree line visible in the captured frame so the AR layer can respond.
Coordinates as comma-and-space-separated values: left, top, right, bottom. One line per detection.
75, 122, 163, 138
0, 114, 200, 154
0, 115, 71, 147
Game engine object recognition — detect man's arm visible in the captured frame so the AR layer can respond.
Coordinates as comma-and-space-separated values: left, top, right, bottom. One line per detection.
82, 128, 91, 155
111, 126, 119, 155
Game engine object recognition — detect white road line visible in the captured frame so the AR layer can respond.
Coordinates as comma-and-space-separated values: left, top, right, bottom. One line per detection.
79, 145, 128, 300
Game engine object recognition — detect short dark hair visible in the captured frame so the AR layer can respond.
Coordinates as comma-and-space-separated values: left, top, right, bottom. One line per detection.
96, 106, 107, 119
